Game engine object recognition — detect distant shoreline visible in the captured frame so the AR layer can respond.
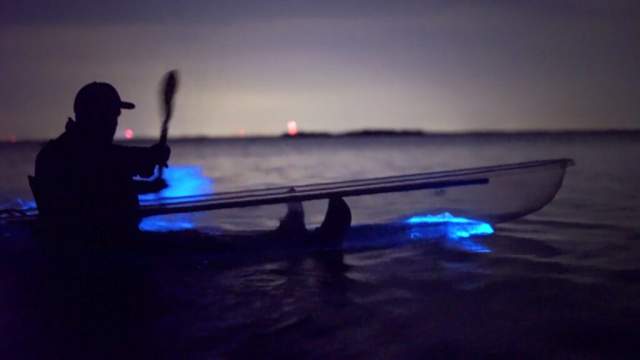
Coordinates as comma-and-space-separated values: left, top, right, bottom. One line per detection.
3, 128, 639, 144
281, 128, 640, 138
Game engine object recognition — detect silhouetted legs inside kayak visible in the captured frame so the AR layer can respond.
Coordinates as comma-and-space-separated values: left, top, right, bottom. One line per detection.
275, 198, 308, 238
315, 197, 352, 241
275, 197, 351, 243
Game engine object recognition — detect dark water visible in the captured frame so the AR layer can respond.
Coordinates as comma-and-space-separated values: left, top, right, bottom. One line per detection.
1, 133, 639, 358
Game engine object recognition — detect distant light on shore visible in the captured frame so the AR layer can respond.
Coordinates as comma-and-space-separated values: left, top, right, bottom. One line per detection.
124, 128, 134, 140
287, 121, 298, 136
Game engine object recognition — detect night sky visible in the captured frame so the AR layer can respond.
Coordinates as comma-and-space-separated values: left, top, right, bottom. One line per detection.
1, 0, 639, 140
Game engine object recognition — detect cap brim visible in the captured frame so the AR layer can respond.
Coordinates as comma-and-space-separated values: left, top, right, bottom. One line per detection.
120, 101, 135, 110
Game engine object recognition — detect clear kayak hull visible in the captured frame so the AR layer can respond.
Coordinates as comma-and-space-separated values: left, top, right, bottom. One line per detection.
2, 159, 573, 227
350, 158, 574, 224
139, 158, 574, 226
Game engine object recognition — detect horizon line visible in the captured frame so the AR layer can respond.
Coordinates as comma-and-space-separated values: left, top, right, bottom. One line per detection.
2, 127, 639, 144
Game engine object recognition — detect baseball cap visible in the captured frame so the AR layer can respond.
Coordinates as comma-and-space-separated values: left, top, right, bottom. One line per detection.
73, 82, 135, 116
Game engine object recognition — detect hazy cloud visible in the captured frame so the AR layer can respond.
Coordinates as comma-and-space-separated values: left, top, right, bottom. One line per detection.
1, 1, 638, 139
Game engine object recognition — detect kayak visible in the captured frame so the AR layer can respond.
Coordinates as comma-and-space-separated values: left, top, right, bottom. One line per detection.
139, 158, 573, 224
1, 158, 574, 228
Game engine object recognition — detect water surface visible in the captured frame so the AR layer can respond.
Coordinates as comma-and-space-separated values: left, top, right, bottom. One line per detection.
1, 133, 639, 358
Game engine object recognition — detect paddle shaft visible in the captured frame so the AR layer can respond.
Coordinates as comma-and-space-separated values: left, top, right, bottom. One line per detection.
158, 70, 178, 177
159, 109, 171, 146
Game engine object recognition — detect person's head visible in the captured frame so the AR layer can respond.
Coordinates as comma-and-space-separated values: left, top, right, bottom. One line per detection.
73, 82, 135, 144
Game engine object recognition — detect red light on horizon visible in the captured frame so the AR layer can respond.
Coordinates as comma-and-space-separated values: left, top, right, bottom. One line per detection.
124, 128, 134, 140
287, 121, 298, 136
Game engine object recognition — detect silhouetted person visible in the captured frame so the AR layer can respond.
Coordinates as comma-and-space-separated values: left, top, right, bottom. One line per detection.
32, 82, 170, 241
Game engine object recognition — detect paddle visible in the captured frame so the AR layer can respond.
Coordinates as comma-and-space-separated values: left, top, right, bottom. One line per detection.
158, 70, 179, 178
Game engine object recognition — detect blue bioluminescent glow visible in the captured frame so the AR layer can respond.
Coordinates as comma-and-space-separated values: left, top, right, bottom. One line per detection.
139, 165, 214, 202
405, 212, 494, 253
0, 198, 37, 217
17, 199, 37, 210
139, 165, 214, 232
139, 214, 195, 232
406, 212, 494, 237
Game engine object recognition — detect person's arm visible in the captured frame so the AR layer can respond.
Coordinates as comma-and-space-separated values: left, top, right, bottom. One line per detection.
133, 177, 168, 194
112, 143, 171, 178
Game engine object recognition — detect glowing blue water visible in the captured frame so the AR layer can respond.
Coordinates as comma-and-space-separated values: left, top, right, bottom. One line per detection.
17, 199, 36, 210
139, 165, 213, 232
139, 165, 214, 202
406, 212, 494, 238
406, 212, 494, 253
138, 214, 196, 232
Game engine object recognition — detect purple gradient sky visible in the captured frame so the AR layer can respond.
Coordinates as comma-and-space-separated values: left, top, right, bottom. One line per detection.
1, 0, 639, 139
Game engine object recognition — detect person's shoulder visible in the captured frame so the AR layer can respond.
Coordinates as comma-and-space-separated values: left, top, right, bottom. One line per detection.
38, 133, 64, 153
35, 139, 59, 177
36, 132, 73, 164
36, 139, 56, 158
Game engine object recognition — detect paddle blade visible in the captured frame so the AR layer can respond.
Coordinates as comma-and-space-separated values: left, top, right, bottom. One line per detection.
159, 70, 179, 147
162, 70, 179, 106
